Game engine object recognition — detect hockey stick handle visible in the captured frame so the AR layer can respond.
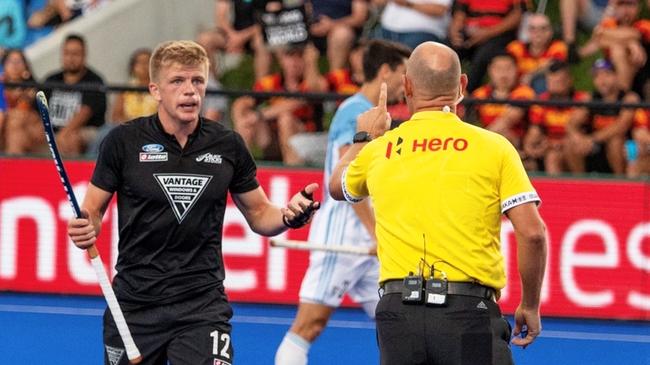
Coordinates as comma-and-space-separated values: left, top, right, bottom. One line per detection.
35, 91, 142, 364
270, 238, 375, 255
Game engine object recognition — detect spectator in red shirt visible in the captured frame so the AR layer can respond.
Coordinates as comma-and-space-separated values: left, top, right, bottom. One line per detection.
470, 53, 535, 150
523, 60, 590, 174
507, 13, 568, 93
231, 44, 328, 165
565, 59, 639, 175
449, 0, 525, 92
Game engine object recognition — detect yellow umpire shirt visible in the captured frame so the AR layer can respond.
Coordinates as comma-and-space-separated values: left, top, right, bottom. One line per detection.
343, 111, 540, 289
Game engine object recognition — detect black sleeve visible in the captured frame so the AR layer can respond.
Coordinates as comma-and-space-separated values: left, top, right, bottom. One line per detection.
229, 131, 260, 194
91, 126, 124, 193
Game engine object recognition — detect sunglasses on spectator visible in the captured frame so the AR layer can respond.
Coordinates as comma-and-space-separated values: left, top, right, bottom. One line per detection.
528, 24, 551, 31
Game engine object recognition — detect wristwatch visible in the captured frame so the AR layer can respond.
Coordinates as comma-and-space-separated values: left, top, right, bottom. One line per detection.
353, 131, 372, 143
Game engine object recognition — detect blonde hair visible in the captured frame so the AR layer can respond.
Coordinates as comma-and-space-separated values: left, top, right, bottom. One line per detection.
149, 40, 209, 81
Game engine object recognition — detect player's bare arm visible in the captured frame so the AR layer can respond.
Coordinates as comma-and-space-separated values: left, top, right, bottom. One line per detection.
67, 183, 113, 250
506, 202, 547, 348
232, 183, 320, 236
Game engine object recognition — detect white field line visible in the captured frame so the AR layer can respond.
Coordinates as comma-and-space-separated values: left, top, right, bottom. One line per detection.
1, 304, 649, 343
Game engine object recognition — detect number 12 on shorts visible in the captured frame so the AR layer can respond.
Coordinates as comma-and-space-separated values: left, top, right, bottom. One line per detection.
210, 330, 232, 363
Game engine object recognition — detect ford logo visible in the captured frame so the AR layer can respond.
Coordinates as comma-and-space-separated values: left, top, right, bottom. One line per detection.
142, 144, 164, 152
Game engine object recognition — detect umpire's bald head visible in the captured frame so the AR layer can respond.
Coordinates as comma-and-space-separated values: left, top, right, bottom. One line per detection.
404, 42, 467, 113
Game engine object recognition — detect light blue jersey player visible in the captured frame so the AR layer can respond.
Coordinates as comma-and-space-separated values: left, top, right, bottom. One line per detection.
276, 40, 411, 365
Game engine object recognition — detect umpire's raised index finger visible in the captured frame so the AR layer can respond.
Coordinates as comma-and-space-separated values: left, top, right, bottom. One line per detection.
378, 82, 387, 110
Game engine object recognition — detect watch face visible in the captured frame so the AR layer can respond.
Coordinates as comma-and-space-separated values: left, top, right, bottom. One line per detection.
354, 131, 371, 143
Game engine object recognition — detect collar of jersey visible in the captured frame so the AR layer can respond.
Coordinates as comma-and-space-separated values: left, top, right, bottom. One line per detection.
153, 114, 203, 141
407, 110, 462, 124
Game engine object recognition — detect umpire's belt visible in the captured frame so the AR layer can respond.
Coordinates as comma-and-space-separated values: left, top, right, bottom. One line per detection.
381, 280, 496, 301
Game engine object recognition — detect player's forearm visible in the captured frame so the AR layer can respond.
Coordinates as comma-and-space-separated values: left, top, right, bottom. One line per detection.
247, 205, 288, 236
516, 227, 547, 309
329, 142, 366, 200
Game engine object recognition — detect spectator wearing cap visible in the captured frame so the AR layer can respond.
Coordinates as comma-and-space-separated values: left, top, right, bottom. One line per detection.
587, 0, 650, 91
230, 44, 328, 165
374, 0, 452, 50
449, 0, 526, 92
565, 59, 640, 175
469, 53, 535, 151
523, 60, 590, 174
507, 13, 568, 93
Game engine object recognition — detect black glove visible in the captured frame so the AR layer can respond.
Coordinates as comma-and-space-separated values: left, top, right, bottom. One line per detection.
282, 189, 320, 229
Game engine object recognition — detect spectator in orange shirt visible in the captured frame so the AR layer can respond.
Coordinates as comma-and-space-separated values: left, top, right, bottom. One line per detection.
507, 13, 568, 93
565, 59, 639, 175
591, 0, 650, 91
470, 53, 535, 149
231, 44, 328, 165
523, 61, 590, 174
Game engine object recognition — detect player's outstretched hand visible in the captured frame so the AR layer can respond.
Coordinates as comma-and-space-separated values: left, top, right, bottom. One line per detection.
511, 304, 541, 348
67, 210, 97, 250
282, 183, 321, 229
357, 82, 391, 139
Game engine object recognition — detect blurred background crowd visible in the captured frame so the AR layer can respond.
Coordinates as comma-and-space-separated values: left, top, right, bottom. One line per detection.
0, 0, 649, 178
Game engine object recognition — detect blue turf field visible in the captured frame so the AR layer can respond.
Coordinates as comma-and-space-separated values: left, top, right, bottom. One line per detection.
0, 293, 648, 364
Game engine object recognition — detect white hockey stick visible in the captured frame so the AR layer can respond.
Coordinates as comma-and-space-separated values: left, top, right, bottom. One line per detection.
269, 238, 374, 255
36, 91, 142, 364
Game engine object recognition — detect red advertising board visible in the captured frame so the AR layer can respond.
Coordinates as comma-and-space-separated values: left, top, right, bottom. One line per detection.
0, 158, 648, 320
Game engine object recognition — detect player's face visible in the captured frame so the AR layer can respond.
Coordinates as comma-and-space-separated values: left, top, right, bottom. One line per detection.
489, 57, 517, 90
150, 62, 208, 125
62, 39, 85, 74
593, 69, 618, 95
385, 63, 406, 104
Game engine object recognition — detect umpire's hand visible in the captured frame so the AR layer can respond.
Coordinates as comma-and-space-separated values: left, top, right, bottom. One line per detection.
357, 82, 391, 139
282, 183, 320, 229
511, 304, 541, 348
67, 210, 97, 249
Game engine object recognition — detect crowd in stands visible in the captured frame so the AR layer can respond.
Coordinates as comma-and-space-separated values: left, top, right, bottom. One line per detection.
0, 0, 649, 178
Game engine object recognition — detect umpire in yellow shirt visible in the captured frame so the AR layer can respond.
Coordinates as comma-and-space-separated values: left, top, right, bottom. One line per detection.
330, 42, 547, 365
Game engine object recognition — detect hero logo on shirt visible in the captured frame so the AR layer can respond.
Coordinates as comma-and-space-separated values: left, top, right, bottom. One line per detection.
385, 136, 403, 159
196, 152, 222, 164
140, 143, 168, 162
154, 174, 212, 223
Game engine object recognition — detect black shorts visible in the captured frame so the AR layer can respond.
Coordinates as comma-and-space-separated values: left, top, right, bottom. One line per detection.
103, 288, 234, 365
376, 293, 514, 365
